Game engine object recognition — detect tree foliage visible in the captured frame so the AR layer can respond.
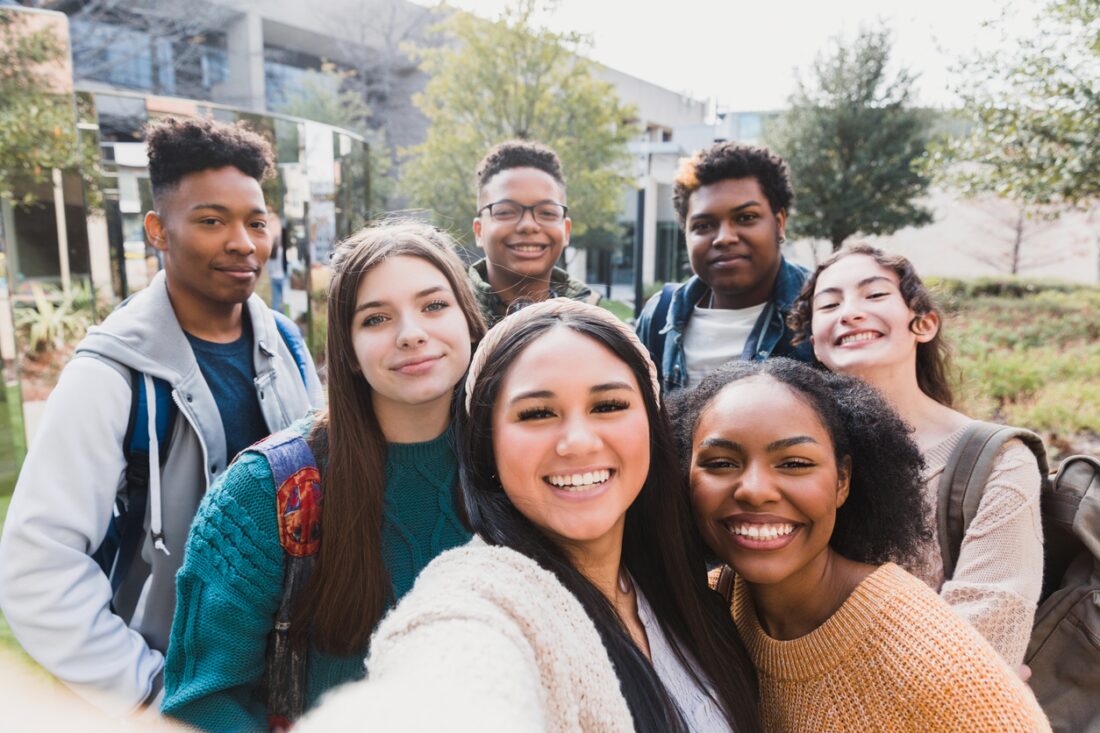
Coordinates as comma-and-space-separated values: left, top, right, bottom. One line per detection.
768, 26, 933, 251
930, 0, 1099, 207
401, 0, 638, 244
0, 9, 81, 206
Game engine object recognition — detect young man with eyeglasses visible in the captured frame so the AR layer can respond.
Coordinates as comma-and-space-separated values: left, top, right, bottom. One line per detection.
470, 141, 598, 326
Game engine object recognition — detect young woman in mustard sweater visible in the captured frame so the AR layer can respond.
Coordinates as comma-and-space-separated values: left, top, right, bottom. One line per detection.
671, 358, 1049, 732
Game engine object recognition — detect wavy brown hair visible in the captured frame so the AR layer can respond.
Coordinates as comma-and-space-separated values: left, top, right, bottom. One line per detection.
788, 244, 955, 407
291, 220, 486, 654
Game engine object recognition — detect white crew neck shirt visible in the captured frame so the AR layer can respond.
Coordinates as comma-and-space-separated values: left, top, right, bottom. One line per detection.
682, 301, 768, 387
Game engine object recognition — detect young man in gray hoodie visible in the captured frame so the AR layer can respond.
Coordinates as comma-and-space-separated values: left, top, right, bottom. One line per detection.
0, 117, 323, 716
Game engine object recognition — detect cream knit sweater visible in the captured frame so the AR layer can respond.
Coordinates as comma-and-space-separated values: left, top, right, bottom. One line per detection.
905, 427, 1044, 666
731, 563, 1050, 733
297, 537, 634, 733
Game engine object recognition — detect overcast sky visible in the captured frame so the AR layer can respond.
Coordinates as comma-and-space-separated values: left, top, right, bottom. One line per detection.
426, 0, 1046, 113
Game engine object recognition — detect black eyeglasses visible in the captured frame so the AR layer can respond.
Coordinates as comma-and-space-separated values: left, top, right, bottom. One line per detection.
477, 200, 568, 224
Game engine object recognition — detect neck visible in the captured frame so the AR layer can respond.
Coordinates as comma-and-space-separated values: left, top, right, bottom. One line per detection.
166, 278, 245, 342
710, 266, 779, 310
855, 362, 967, 451
374, 392, 452, 443
484, 262, 554, 311
559, 522, 626, 604
748, 548, 872, 640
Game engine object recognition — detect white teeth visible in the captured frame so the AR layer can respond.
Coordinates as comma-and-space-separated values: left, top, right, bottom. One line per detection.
729, 523, 797, 539
512, 244, 545, 252
547, 469, 612, 491
839, 332, 880, 345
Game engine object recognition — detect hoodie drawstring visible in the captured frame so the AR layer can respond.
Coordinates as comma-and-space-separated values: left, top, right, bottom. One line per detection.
145, 374, 170, 557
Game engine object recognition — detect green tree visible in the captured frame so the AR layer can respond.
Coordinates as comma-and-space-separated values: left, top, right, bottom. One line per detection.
0, 9, 81, 206
273, 68, 397, 216
401, 0, 637, 244
769, 26, 933, 252
930, 0, 1099, 207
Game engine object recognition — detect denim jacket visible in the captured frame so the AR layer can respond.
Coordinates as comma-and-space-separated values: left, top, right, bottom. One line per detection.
634, 256, 814, 394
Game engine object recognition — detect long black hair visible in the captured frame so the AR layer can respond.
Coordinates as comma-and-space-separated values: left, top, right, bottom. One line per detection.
457, 301, 762, 733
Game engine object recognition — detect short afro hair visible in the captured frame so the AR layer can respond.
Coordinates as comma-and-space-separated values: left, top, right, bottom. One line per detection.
145, 117, 275, 203
475, 140, 565, 192
668, 358, 931, 568
672, 142, 793, 227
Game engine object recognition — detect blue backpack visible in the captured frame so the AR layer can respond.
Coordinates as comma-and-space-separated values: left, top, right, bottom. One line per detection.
91, 312, 311, 601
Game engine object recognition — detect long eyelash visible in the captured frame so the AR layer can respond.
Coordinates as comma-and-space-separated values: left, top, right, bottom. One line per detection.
596, 399, 630, 410
517, 406, 554, 420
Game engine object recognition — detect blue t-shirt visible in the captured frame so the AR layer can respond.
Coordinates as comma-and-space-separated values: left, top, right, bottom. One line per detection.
184, 313, 269, 461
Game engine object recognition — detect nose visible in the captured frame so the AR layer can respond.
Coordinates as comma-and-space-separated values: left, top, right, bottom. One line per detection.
714, 219, 739, 247
731, 461, 780, 507
555, 413, 603, 457
515, 207, 541, 232
226, 221, 257, 255
396, 315, 429, 349
837, 296, 866, 325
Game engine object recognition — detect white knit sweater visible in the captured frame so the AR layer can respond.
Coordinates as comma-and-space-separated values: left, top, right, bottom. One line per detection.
297, 537, 635, 733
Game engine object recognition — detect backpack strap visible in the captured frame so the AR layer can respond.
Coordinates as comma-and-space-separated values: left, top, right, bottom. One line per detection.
250, 430, 322, 731
716, 564, 736, 605
647, 283, 678, 387
937, 421, 1049, 579
92, 371, 176, 603
272, 310, 310, 388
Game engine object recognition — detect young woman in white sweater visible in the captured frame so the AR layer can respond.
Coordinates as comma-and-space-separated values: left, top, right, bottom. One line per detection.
787, 244, 1044, 670
300, 299, 762, 733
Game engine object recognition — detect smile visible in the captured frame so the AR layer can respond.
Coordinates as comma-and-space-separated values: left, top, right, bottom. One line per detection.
544, 468, 613, 492
720, 518, 803, 549
726, 522, 797, 539
507, 243, 550, 254
391, 355, 442, 375
836, 330, 882, 346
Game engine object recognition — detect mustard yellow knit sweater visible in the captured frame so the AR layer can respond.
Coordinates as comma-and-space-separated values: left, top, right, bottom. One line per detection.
730, 563, 1051, 732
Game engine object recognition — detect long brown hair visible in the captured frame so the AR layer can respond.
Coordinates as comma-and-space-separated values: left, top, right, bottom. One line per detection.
291, 220, 486, 654
788, 243, 956, 407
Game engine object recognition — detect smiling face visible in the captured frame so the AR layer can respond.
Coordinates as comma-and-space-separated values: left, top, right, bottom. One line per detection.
685, 177, 786, 310
147, 166, 271, 313
491, 326, 650, 553
810, 254, 938, 380
690, 376, 850, 587
352, 255, 473, 418
473, 167, 571, 283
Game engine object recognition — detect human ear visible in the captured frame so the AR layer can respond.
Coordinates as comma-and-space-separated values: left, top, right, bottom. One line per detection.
775, 209, 787, 243
836, 456, 852, 507
911, 311, 940, 343
562, 216, 572, 247
472, 216, 484, 250
145, 211, 167, 253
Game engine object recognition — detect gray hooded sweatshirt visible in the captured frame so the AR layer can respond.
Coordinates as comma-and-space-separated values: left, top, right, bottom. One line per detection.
0, 270, 323, 715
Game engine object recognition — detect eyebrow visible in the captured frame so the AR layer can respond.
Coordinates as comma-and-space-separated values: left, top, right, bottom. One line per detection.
698, 435, 819, 452
813, 276, 895, 300
509, 381, 636, 405
355, 285, 449, 313
688, 200, 762, 223
190, 203, 266, 216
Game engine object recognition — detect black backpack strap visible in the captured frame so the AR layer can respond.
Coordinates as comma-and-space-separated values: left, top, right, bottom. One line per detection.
647, 283, 677, 387
250, 430, 322, 731
716, 564, 736, 605
937, 421, 1048, 579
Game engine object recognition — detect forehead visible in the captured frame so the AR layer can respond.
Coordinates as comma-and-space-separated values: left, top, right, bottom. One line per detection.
498, 326, 636, 396
480, 167, 565, 205
697, 377, 831, 445
687, 176, 767, 218
356, 255, 450, 302
814, 254, 899, 294
161, 166, 265, 212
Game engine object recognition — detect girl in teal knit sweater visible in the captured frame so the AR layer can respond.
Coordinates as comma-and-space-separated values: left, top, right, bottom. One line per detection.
162, 220, 487, 731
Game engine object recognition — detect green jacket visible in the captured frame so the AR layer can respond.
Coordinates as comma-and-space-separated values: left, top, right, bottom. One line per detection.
467, 258, 599, 327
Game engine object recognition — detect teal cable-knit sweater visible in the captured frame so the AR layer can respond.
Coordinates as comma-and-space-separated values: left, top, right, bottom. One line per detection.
162, 417, 469, 732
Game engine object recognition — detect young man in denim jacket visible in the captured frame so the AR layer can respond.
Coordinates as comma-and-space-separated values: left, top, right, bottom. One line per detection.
636, 142, 813, 393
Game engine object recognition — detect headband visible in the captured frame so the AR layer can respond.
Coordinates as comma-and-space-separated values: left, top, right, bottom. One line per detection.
464, 298, 662, 415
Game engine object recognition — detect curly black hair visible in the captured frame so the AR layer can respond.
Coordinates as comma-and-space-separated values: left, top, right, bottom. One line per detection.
787, 243, 956, 408
668, 358, 931, 567
145, 116, 275, 203
672, 142, 793, 227
475, 139, 565, 191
